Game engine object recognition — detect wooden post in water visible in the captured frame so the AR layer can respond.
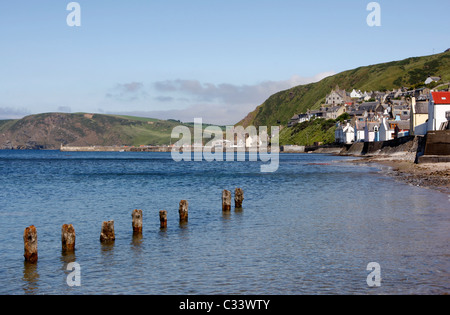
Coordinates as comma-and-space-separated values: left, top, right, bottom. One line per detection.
100, 220, 115, 243
235, 188, 244, 209
132, 209, 143, 234
179, 200, 188, 223
61, 224, 76, 252
160, 210, 167, 229
222, 190, 231, 212
23, 226, 38, 263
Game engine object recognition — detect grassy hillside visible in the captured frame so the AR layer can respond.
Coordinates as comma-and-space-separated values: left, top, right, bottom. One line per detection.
279, 115, 350, 146
238, 51, 450, 128
0, 113, 198, 149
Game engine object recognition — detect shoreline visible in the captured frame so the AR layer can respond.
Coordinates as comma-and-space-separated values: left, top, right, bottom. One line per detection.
346, 155, 450, 195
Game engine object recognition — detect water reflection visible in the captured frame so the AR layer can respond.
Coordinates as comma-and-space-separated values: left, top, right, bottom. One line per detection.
178, 222, 190, 242
222, 212, 232, 220
131, 233, 143, 248
22, 261, 39, 295
100, 242, 115, 268
179, 221, 189, 229
60, 250, 77, 265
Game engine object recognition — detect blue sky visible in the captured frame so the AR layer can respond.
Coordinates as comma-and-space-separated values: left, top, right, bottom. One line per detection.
0, 0, 449, 124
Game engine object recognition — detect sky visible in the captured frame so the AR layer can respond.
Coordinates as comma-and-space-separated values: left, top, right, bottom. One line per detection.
0, 0, 449, 125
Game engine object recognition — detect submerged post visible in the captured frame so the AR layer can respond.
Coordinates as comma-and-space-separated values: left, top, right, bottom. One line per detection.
179, 200, 188, 223
160, 210, 167, 229
132, 209, 143, 234
61, 224, 76, 252
222, 190, 231, 212
23, 226, 38, 263
235, 188, 244, 209
100, 220, 115, 243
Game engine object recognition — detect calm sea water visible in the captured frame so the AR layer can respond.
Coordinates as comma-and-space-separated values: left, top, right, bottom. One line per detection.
0, 150, 448, 295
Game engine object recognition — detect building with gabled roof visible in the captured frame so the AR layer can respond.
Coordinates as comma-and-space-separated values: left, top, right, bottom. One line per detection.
410, 97, 428, 136
425, 76, 441, 85
335, 122, 355, 144
428, 92, 450, 131
325, 85, 351, 105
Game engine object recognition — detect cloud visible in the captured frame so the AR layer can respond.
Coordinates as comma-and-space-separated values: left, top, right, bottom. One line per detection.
106, 82, 147, 102
153, 72, 334, 106
0, 107, 31, 120
154, 96, 175, 102
111, 103, 250, 126
145, 72, 335, 124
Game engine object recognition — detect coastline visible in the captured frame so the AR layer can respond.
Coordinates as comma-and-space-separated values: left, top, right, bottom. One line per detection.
347, 155, 450, 195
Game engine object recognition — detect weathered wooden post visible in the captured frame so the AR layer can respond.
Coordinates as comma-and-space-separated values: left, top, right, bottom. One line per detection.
132, 209, 143, 234
100, 220, 115, 243
235, 188, 244, 209
179, 200, 188, 223
23, 226, 38, 263
160, 210, 167, 229
222, 190, 231, 212
61, 224, 76, 252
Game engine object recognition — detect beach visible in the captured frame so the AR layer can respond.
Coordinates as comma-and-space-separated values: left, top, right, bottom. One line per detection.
353, 156, 450, 194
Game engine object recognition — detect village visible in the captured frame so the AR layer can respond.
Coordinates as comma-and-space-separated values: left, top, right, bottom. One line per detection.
287, 76, 450, 145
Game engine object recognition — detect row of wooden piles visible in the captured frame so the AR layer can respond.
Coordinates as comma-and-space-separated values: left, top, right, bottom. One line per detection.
23, 188, 244, 263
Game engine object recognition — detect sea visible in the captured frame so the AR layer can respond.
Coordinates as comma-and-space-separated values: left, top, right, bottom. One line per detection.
0, 150, 448, 295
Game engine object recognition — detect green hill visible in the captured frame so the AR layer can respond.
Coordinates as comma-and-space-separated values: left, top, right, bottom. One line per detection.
0, 113, 198, 150
238, 51, 450, 129
279, 116, 342, 146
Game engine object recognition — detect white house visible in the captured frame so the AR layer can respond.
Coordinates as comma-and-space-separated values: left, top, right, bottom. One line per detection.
350, 89, 362, 99
425, 76, 441, 85
246, 135, 262, 148
354, 121, 366, 142
288, 113, 309, 127
335, 122, 355, 144
379, 117, 394, 141
428, 92, 450, 131
362, 91, 372, 102
364, 121, 380, 142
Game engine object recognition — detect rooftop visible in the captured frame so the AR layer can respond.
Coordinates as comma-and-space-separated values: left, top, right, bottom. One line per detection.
432, 92, 450, 104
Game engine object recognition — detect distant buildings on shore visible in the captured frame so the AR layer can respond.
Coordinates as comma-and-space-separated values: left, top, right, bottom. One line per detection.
288, 82, 450, 144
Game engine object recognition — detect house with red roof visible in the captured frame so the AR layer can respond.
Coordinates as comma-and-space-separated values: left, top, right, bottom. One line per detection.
428, 92, 450, 131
